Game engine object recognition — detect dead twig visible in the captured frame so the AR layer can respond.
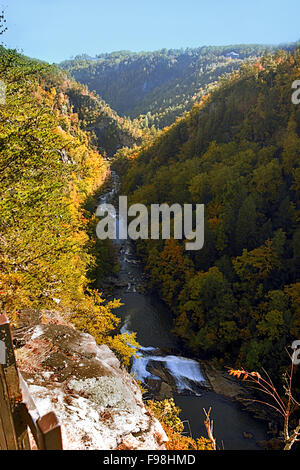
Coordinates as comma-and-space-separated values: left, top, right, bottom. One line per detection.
203, 407, 216, 450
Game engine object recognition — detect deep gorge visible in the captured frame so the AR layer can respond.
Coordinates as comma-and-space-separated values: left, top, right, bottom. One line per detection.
101, 171, 270, 450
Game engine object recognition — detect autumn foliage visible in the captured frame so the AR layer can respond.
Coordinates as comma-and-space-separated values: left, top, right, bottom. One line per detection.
116, 49, 300, 378
147, 398, 214, 450
0, 48, 137, 365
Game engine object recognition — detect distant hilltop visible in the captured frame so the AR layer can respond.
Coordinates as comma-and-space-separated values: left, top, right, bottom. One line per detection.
60, 41, 300, 128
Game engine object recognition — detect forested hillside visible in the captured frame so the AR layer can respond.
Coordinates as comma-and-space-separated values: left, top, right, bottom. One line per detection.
0, 47, 138, 364
60, 43, 299, 128
115, 49, 300, 379
65, 79, 156, 157
5, 1, 300, 452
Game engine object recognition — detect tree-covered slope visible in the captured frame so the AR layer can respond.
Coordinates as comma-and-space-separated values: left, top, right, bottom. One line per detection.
115, 49, 300, 377
64, 78, 156, 157
60, 43, 299, 128
0, 47, 138, 364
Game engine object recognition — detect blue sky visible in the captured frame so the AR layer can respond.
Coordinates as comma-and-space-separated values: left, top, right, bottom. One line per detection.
2, 0, 300, 63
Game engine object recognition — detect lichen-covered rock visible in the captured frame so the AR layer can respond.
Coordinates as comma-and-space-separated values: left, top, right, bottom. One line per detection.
13, 323, 168, 450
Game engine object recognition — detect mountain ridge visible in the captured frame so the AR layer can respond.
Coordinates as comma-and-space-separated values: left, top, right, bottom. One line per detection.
60, 41, 300, 128
114, 47, 300, 381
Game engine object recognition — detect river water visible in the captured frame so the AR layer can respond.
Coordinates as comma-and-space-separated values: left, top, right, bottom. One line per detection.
100, 172, 268, 450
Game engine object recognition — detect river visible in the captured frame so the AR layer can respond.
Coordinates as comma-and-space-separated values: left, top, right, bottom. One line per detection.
99, 172, 268, 450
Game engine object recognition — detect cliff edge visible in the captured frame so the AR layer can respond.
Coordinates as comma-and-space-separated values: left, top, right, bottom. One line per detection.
13, 316, 167, 450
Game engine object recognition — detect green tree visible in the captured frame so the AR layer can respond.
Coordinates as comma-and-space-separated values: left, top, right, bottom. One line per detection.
235, 195, 257, 253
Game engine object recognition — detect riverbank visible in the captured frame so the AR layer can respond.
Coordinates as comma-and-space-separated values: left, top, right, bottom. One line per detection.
100, 233, 283, 448
99, 170, 284, 450
200, 361, 283, 448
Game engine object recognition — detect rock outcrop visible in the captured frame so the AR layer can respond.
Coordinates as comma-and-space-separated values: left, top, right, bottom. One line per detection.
13, 322, 168, 450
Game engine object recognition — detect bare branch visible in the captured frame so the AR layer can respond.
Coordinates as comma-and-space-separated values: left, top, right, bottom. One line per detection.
203, 407, 216, 450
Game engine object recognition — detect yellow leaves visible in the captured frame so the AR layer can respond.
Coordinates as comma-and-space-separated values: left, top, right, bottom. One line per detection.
0, 269, 32, 323
106, 332, 140, 367
147, 398, 184, 433
229, 369, 261, 381
229, 369, 246, 379
195, 437, 215, 451
148, 399, 215, 451
233, 237, 281, 283
69, 289, 139, 366
208, 216, 219, 229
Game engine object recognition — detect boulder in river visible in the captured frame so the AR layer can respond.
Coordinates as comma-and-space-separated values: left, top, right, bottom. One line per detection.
157, 381, 173, 400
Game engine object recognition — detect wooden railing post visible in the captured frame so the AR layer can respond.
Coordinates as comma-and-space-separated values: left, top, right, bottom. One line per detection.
37, 412, 63, 450
0, 362, 18, 449
0, 314, 63, 450
0, 314, 30, 449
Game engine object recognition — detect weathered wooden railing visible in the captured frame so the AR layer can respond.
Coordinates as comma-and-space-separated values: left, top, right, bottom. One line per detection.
0, 314, 63, 450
